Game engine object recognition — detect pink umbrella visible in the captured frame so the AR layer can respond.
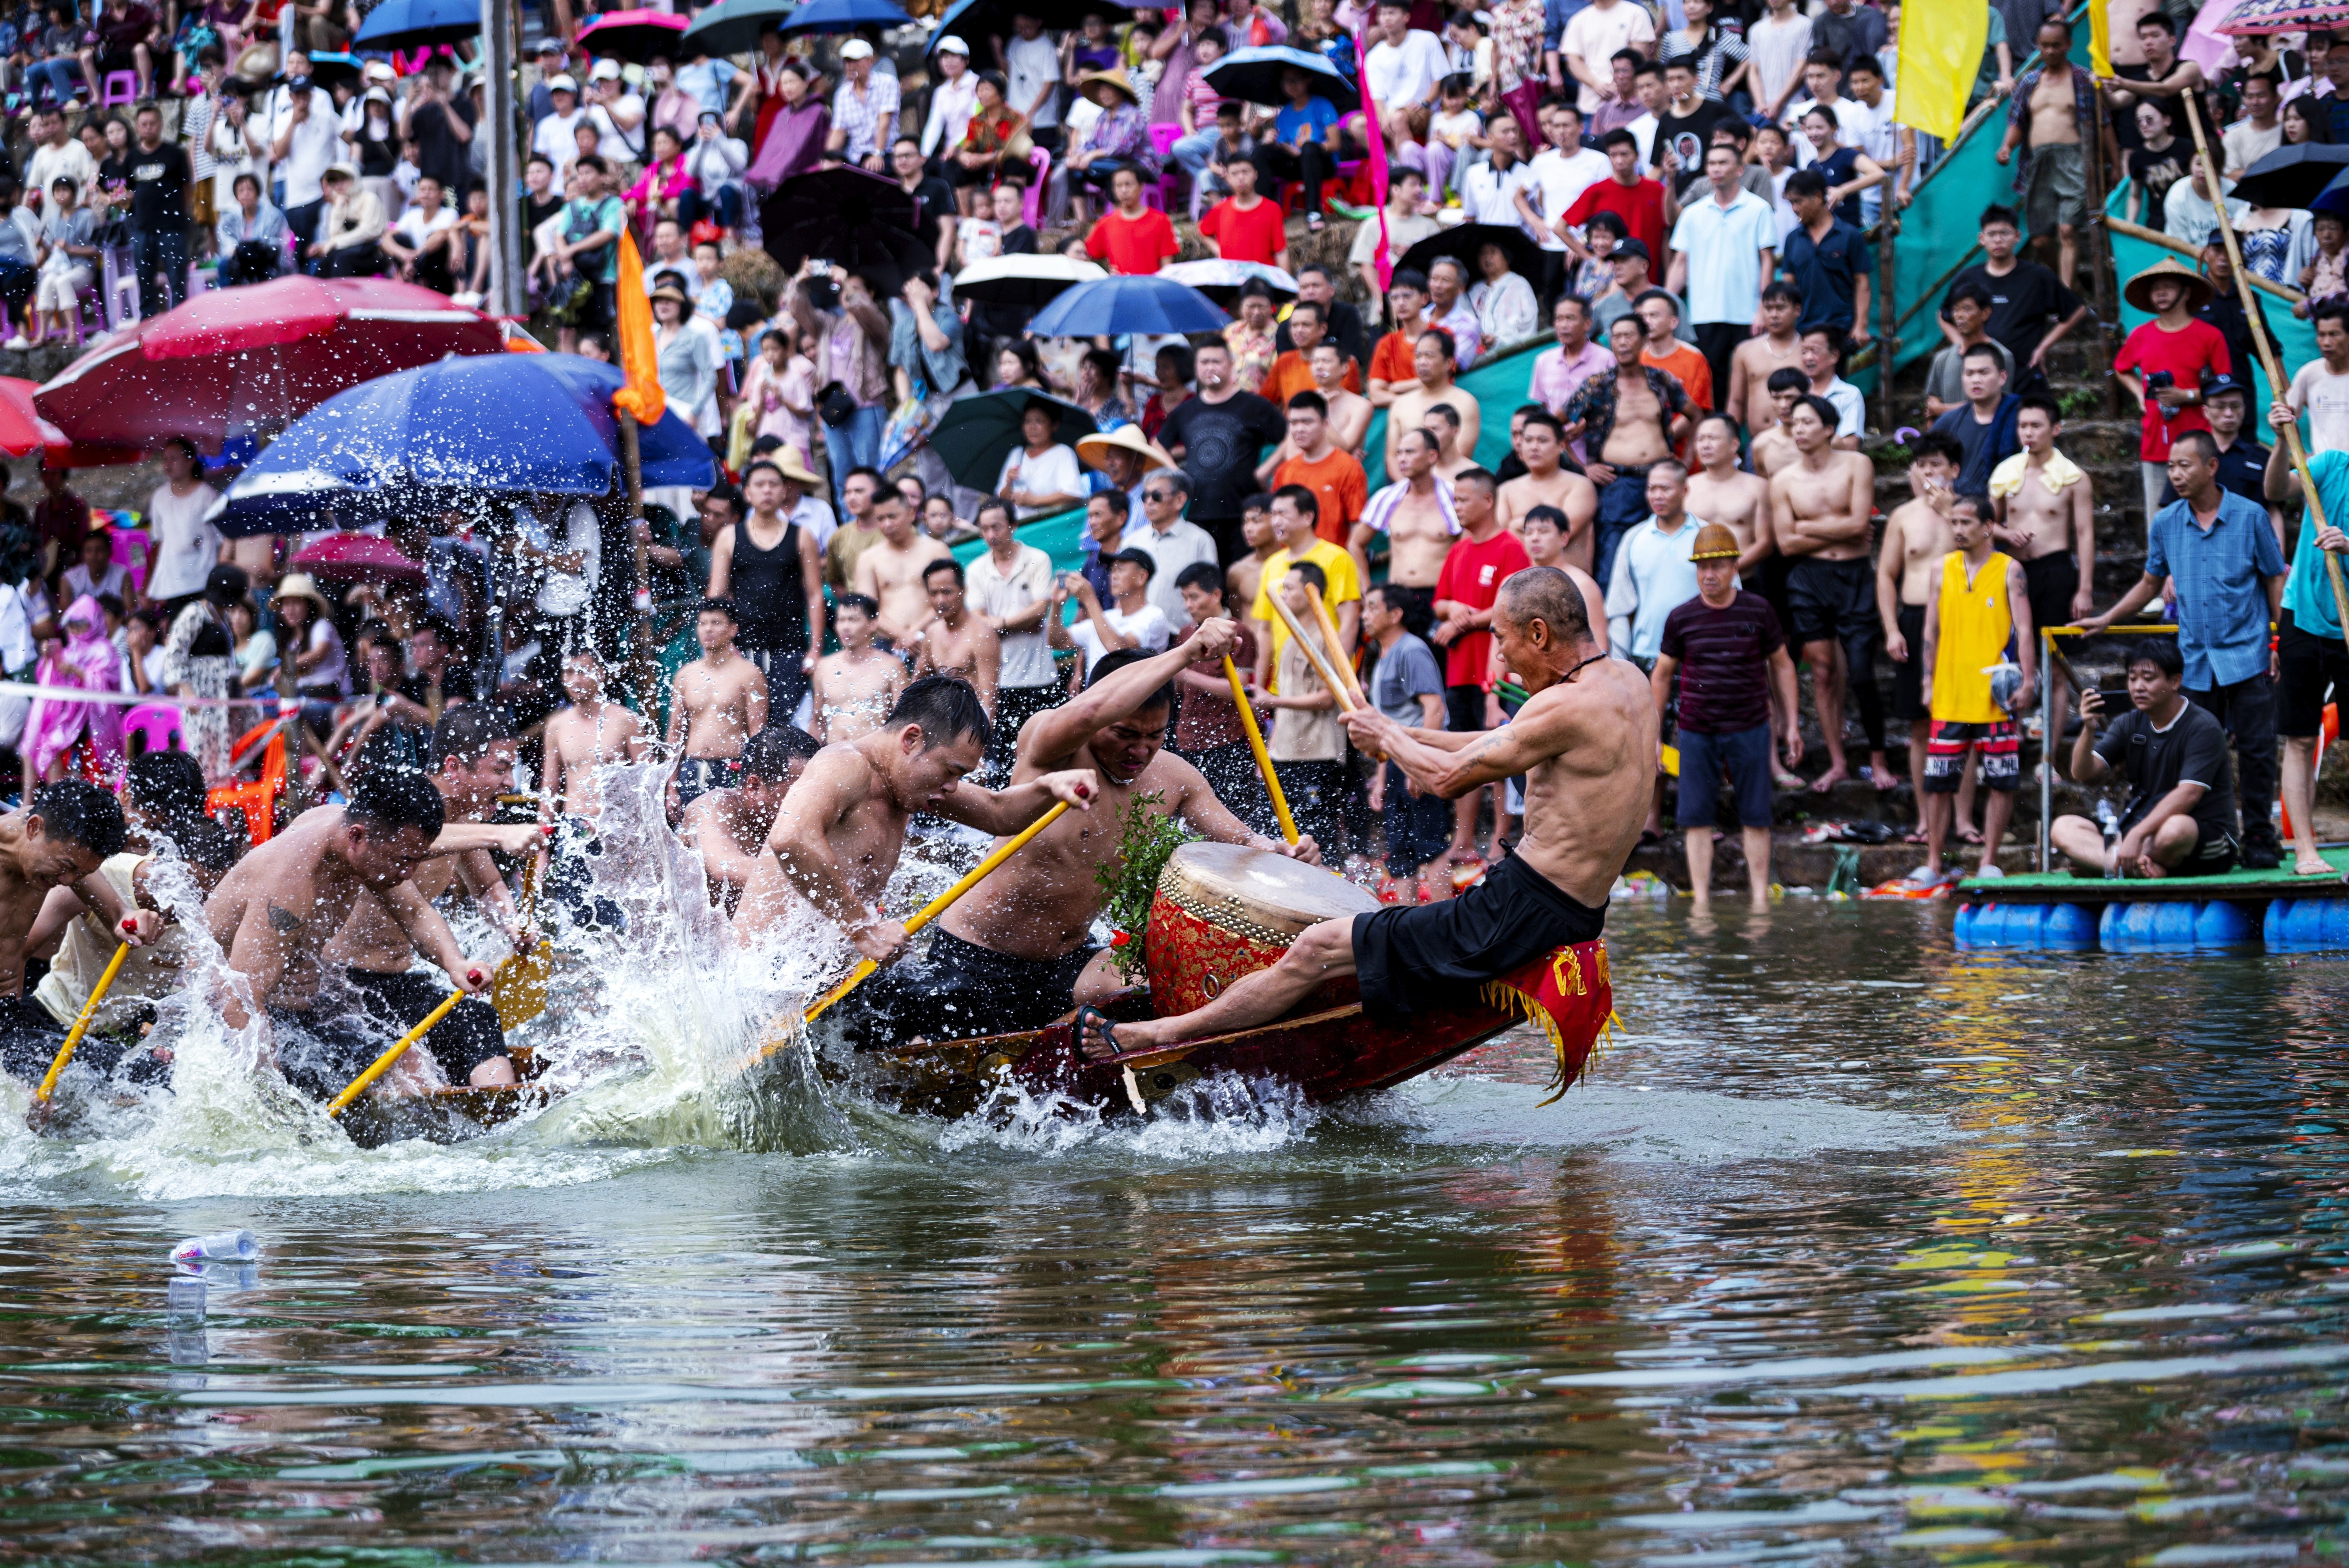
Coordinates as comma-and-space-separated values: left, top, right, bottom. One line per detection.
0, 377, 141, 467
293, 532, 427, 585
34, 276, 506, 454
2215, 0, 2349, 34
576, 8, 689, 61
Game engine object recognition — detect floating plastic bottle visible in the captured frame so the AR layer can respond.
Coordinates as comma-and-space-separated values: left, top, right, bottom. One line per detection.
170, 1231, 256, 1265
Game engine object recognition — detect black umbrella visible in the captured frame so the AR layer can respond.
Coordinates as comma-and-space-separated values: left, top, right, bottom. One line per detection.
930, 389, 1096, 494
761, 165, 933, 296
1395, 223, 1543, 290
2230, 143, 2349, 211
676, 0, 794, 58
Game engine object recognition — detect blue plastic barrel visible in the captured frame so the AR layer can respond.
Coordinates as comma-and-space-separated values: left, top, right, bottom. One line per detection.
2101, 901, 2126, 950
1974, 903, 2007, 947
2045, 903, 2098, 950
2284, 898, 2328, 949
2264, 898, 2288, 947
2323, 899, 2349, 950
1953, 902, 1977, 948
2120, 901, 2161, 950
2194, 899, 2255, 947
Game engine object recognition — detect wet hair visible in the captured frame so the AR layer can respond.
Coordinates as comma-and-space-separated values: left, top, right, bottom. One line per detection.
834, 592, 880, 621
432, 703, 516, 770
1496, 567, 1593, 643
744, 723, 821, 784
2129, 637, 2185, 679
179, 819, 245, 875
1765, 366, 1812, 395
889, 674, 994, 751
125, 752, 207, 838
1907, 430, 1965, 466
29, 779, 127, 858
1086, 646, 1176, 713
698, 595, 739, 622
345, 765, 446, 841
1174, 560, 1224, 596
923, 556, 966, 585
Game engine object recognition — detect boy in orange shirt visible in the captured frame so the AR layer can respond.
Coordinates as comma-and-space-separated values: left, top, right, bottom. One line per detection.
1367, 269, 1430, 407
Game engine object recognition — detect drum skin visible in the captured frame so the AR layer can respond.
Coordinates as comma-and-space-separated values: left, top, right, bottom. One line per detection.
1144, 842, 1382, 1017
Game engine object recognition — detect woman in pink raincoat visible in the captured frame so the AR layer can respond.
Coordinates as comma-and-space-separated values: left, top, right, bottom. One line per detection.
23, 596, 124, 782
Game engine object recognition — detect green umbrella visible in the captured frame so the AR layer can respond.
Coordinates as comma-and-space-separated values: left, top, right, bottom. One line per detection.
677, 0, 795, 58
928, 389, 1096, 497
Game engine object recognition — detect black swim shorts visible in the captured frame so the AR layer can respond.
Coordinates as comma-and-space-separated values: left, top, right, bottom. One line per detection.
1353, 849, 1606, 1021
345, 967, 510, 1086
829, 926, 1102, 1050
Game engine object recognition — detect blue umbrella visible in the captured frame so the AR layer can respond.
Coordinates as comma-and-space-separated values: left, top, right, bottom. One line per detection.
218, 354, 715, 535
778, 0, 911, 33
1027, 274, 1228, 338
352, 0, 480, 49
1203, 44, 1360, 114
927, 0, 1102, 48
676, 0, 794, 58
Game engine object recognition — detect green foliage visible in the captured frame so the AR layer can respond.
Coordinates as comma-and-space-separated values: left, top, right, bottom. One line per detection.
1092, 791, 1193, 979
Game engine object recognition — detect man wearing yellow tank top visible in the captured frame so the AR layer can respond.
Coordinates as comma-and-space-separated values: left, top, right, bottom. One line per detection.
1908, 494, 2038, 887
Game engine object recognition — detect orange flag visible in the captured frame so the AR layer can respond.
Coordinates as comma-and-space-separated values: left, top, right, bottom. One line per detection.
609, 229, 665, 428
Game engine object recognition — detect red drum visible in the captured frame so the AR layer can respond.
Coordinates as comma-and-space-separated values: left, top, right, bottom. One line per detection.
1143, 842, 1382, 1017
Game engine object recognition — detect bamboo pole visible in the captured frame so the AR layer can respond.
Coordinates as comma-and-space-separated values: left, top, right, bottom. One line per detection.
33, 939, 129, 1103
327, 961, 507, 1117
2180, 92, 2349, 640
2103, 214, 2305, 305
1222, 656, 1297, 845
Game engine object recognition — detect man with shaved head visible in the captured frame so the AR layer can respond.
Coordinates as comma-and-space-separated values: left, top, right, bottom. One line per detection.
1075, 565, 1654, 1062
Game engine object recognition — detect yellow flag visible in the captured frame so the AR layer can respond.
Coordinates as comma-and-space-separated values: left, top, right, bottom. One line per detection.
1894, 0, 1991, 141
609, 229, 666, 429
2089, 0, 2114, 78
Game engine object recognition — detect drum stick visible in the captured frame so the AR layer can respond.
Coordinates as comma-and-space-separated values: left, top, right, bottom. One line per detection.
1222, 656, 1298, 845
1304, 589, 1369, 710
802, 799, 1073, 1027
327, 958, 508, 1116
34, 936, 130, 1104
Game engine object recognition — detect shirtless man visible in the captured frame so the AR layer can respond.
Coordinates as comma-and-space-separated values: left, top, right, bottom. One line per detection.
204, 770, 493, 1101
733, 676, 1098, 964
928, 632, 1318, 1039
1386, 328, 1482, 477
1496, 409, 1599, 571
853, 488, 955, 646
1989, 391, 2096, 744
812, 593, 907, 742
1749, 369, 1809, 478
2000, 17, 2090, 286
325, 708, 545, 1090
1687, 413, 1772, 561
1727, 282, 1804, 435
1564, 313, 1693, 591
1424, 403, 1476, 484
909, 557, 1002, 718
1075, 569, 1651, 1061
1876, 431, 1964, 816
678, 722, 819, 912
1772, 395, 1893, 793
540, 647, 648, 823
0, 782, 156, 1089
1307, 341, 1373, 455
1226, 500, 1280, 615
667, 596, 771, 813
1356, 427, 1458, 588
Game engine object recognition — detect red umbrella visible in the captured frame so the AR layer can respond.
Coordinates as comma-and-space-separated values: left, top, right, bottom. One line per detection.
0, 377, 141, 467
292, 531, 427, 585
34, 276, 506, 454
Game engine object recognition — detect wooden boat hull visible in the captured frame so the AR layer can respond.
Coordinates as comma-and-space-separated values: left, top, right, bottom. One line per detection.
335, 1048, 556, 1149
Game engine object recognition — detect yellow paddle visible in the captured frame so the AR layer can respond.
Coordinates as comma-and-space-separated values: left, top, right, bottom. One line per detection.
326, 959, 506, 1117
800, 799, 1074, 1028
490, 845, 551, 1034
1222, 656, 1298, 845
33, 938, 130, 1103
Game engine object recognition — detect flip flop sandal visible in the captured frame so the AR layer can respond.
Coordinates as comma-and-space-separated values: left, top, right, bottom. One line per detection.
1376, 874, 1404, 904
1073, 1004, 1120, 1061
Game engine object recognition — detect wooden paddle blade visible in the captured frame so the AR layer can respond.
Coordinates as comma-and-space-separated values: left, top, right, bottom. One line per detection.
492, 938, 555, 1034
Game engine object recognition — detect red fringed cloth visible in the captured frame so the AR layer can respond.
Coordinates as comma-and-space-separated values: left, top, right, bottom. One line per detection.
1484, 937, 1618, 1105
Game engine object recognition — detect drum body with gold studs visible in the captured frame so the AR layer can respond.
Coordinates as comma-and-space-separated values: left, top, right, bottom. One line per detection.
1142, 842, 1382, 1017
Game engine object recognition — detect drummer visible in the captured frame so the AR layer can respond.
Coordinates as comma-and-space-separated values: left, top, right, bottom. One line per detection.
1074, 569, 1651, 1060
917, 624, 1321, 1041
733, 676, 1101, 956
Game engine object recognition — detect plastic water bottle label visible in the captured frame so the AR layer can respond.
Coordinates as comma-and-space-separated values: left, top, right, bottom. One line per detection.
171, 1230, 257, 1265
165, 1275, 205, 1325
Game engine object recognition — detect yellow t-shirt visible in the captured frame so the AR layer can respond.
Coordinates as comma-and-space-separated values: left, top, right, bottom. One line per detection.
1930, 549, 2016, 725
1249, 538, 1361, 693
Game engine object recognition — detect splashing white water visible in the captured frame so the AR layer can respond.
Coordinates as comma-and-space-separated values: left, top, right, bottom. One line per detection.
938, 1067, 1321, 1162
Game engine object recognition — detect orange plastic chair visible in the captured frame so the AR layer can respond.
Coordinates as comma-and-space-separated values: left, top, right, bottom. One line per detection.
207, 717, 290, 846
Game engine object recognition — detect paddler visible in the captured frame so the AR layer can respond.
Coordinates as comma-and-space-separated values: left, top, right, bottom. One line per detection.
0, 781, 159, 1087
909, 627, 1321, 1042
204, 768, 502, 1102
679, 722, 821, 912
732, 676, 1101, 962
322, 709, 549, 1090
1075, 568, 1651, 1061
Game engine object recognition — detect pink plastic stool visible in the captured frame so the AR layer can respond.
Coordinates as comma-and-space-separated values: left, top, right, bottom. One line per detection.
122, 702, 184, 758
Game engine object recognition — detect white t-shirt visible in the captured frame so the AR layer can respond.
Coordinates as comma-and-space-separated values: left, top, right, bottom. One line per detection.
300, 619, 347, 695
788, 492, 838, 554
1067, 601, 1171, 675
256, 85, 342, 208
535, 501, 601, 616
393, 203, 456, 251
1746, 10, 1813, 114
1525, 146, 1613, 251
1462, 156, 1539, 231
1561, 1, 1657, 114
1787, 94, 1876, 156
1365, 29, 1450, 111
588, 94, 647, 160
1004, 33, 1061, 129
532, 108, 587, 195
2222, 118, 2283, 175
996, 442, 1083, 520
2290, 359, 2349, 454
145, 482, 224, 602
967, 540, 1056, 688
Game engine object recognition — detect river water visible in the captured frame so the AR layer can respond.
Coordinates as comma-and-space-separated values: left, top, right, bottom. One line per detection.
4, 876, 2348, 1566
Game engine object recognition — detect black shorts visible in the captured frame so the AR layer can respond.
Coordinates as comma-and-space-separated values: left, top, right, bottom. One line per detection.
1891, 602, 1929, 722
1353, 849, 1606, 1021
2278, 612, 2349, 738
1785, 556, 1877, 649
345, 967, 509, 1085
676, 755, 743, 808
831, 926, 1101, 1049
0, 991, 165, 1089
1676, 722, 1776, 829
1445, 682, 1486, 734
2021, 551, 2078, 650
268, 1005, 387, 1103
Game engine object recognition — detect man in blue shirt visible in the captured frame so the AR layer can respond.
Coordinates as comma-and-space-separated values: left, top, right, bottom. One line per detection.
2262, 401, 2349, 877
2080, 428, 2287, 867
1779, 167, 1873, 341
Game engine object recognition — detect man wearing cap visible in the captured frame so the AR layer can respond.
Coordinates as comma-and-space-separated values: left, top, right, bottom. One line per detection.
921, 36, 980, 162
307, 163, 384, 277
253, 49, 341, 254
829, 39, 900, 171
527, 39, 571, 123
1653, 521, 1799, 912
532, 73, 588, 197
2114, 257, 2233, 521
586, 58, 649, 176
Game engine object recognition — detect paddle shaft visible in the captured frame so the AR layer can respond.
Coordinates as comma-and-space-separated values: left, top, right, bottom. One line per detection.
34, 939, 129, 1103
1269, 594, 1356, 713
1304, 589, 1368, 710
802, 799, 1073, 1025
2182, 94, 2349, 639
1222, 656, 1298, 845
326, 960, 505, 1116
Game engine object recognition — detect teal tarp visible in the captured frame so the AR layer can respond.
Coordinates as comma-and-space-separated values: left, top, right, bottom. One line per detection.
2103, 182, 2313, 421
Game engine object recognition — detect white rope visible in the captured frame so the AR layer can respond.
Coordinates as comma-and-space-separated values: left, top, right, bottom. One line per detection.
0, 680, 295, 710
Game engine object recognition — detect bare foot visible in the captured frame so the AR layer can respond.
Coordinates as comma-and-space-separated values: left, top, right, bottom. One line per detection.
1808, 765, 1850, 794
2293, 849, 2335, 876
1773, 768, 1805, 790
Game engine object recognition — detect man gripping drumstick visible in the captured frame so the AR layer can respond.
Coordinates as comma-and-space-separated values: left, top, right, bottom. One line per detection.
1075, 569, 1652, 1061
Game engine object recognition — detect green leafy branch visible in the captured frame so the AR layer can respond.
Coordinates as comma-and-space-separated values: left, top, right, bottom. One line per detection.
1092, 790, 1194, 981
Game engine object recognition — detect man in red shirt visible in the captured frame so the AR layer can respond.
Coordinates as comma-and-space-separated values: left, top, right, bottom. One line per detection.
1198, 157, 1290, 272
2113, 258, 2232, 525
1562, 129, 1667, 265
1367, 269, 1430, 406
1431, 467, 1532, 864
1082, 166, 1179, 276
